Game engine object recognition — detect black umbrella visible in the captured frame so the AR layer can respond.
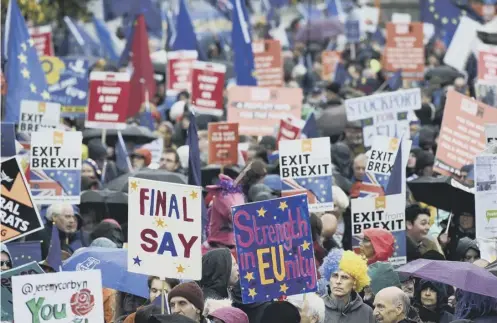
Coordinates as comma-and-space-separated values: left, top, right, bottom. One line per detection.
104, 169, 187, 193
80, 190, 128, 205
201, 165, 241, 187
407, 176, 474, 214
82, 125, 157, 146
424, 66, 465, 87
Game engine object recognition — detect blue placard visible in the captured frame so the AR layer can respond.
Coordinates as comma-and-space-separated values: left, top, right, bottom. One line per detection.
232, 194, 317, 304
345, 20, 360, 44
40, 56, 90, 118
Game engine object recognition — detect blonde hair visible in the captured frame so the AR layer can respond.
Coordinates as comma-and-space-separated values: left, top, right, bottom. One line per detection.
339, 251, 370, 292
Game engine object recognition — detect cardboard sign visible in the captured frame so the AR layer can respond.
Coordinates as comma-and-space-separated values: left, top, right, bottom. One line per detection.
1, 158, 44, 243
227, 86, 303, 136
478, 47, 497, 81
166, 50, 198, 95
475, 80, 497, 107
486, 124, 497, 147
361, 111, 416, 147
127, 178, 202, 280
345, 20, 360, 44
86, 72, 130, 129
321, 51, 341, 81
1, 262, 44, 322
232, 195, 317, 303
345, 88, 421, 122
351, 194, 407, 266
40, 56, 90, 117
279, 137, 333, 212
253, 40, 284, 87
276, 117, 303, 144
18, 100, 61, 133
191, 61, 226, 116
434, 90, 497, 177
30, 130, 82, 204
29, 25, 54, 57
384, 22, 424, 80
12, 270, 104, 322
208, 122, 239, 165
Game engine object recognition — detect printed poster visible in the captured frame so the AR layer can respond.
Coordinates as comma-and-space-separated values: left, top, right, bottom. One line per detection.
321, 51, 341, 81
279, 137, 333, 212
276, 117, 303, 144
434, 90, 497, 177
30, 130, 82, 204
127, 178, 202, 280
29, 25, 54, 57
86, 72, 130, 129
253, 40, 284, 87
1, 158, 44, 243
486, 124, 497, 147
166, 50, 198, 95
478, 46, 497, 81
232, 195, 317, 303
40, 56, 90, 117
351, 194, 407, 266
208, 122, 239, 165
191, 61, 226, 116
1, 261, 44, 322
12, 270, 104, 323
383, 22, 424, 80
18, 100, 61, 133
475, 80, 497, 107
475, 155, 497, 262
361, 111, 415, 148
227, 86, 303, 136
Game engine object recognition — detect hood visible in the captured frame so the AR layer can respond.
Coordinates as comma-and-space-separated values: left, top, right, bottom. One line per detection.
415, 279, 448, 310
331, 142, 353, 178
324, 291, 365, 314
364, 228, 395, 264
90, 221, 124, 248
455, 237, 480, 261
1, 243, 13, 266
367, 262, 401, 295
199, 248, 232, 299
210, 307, 249, 323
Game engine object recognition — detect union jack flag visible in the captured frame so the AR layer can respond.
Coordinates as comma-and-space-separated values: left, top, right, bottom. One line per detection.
358, 172, 389, 198
30, 169, 80, 198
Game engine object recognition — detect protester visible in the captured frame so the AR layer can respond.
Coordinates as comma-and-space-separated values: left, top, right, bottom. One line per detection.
168, 282, 206, 323
455, 237, 481, 263
260, 301, 301, 323
131, 148, 152, 170
413, 280, 454, 323
405, 204, 431, 261
199, 248, 239, 300
373, 287, 413, 323
288, 293, 326, 323
360, 228, 395, 265
208, 307, 249, 323
0, 244, 13, 271
159, 148, 183, 173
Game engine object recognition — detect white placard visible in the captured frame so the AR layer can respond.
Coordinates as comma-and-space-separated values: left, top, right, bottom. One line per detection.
127, 178, 202, 280
444, 16, 482, 72
18, 100, 61, 133
486, 124, 497, 147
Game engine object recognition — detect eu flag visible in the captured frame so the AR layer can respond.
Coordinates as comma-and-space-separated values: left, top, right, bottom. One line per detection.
301, 112, 319, 139
388, 69, 403, 91
115, 131, 133, 173
46, 224, 62, 272
92, 17, 119, 63
231, 0, 257, 86
3, 0, 50, 123
6, 241, 42, 267
172, 0, 198, 52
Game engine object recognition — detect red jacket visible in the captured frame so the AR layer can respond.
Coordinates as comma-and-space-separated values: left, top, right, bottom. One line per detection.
364, 228, 395, 265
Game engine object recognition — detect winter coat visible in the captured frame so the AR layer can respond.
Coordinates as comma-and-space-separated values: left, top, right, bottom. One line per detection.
414, 279, 454, 323
323, 292, 375, 323
364, 228, 395, 264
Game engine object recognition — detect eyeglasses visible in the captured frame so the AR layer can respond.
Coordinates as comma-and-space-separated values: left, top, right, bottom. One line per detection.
1, 260, 12, 267
160, 158, 176, 163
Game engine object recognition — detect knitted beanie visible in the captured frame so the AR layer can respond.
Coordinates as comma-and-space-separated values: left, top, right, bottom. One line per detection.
367, 262, 401, 295
168, 282, 205, 312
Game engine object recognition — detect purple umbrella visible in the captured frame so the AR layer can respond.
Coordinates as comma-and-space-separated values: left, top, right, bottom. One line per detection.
396, 259, 497, 298
295, 18, 344, 43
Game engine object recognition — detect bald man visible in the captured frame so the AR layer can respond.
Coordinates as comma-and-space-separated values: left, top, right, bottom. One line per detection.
373, 287, 411, 323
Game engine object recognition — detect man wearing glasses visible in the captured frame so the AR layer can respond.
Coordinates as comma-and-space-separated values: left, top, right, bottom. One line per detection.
1, 244, 13, 271
159, 148, 182, 174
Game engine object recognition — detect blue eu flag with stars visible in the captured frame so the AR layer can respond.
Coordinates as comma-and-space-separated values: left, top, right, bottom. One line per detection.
3, 0, 50, 123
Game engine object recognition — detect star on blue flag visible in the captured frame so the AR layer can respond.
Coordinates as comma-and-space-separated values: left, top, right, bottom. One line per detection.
4, 0, 50, 123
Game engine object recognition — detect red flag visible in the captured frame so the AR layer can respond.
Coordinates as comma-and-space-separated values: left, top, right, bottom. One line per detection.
128, 15, 157, 118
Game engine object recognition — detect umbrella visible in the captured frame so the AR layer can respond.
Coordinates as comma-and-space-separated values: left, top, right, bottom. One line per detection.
295, 18, 344, 43
407, 176, 474, 214
82, 125, 158, 146
317, 106, 347, 137
62, 247, 148, 298
201, 166, 241, 187
80, 190, 128, 205
424, 66, 465, 87
487, 261, 497, 277
104, 169, 187, 193
396, 259, 497, 298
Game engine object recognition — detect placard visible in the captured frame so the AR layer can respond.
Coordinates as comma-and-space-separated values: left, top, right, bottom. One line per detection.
227, 86, 303, 136
18, 100, 61, 133
253, 40, 284, 87
1, 157, 44, 243
276, 117, 303, 144
279, 137, 333, 212
232, 195, 317, 303
40, 56, 90, 117
434, 90, 497, 177
127, 178, 202, 280
29, 25, 54, 57
321, 51, 341, 81
478, 46, 497, 81
1, 262, 44, 322
166, 50, 198, 95
208, 122, 239, 165
383, 22, 424, 80
12, 270, 104, 322
30, 130, 82, 204
486, 124, 497, 147
191, 61, 226, 116
345, 88, 421, 122
86, 72, 130, 129
351, 194, 407, 266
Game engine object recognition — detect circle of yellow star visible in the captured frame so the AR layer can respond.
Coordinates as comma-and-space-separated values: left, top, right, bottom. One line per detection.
248, 288, 257, 299
189, 190, 198, 199
176, 264, 185, 273
257, 207, 267, 217
155, 218, 166, 228
301, 240, 311, 251
244, 271, 255, 282
278, 201, 288, 211
41, 90, 51, 100
130, 181, 138, 191
21, 68, 30, 79
30, 83, 37, 93
280, 283, 289, 294
18, 53, 27, 63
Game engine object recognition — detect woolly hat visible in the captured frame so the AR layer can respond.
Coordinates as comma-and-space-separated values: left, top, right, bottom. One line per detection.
132, 148, 152, 166
82, 158, 102, 179
168, 282, 205, 312
210, 307, 249, 323
368, 262, 401, 295
260, 301, 300, 323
